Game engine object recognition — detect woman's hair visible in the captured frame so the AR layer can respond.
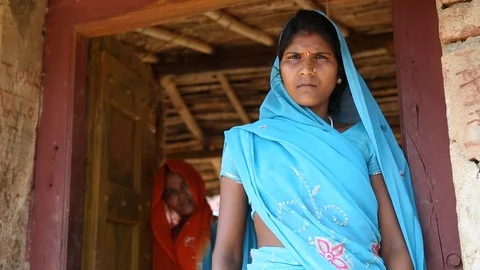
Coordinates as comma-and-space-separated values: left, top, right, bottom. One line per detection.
278, 10, 347, 115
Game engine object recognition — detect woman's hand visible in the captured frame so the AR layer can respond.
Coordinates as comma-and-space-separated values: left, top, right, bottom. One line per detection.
371, 174, 414, 270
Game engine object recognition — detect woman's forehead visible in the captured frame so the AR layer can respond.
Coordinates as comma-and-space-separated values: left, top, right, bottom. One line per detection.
286, 33, 333, 51
165, 172, 184, 187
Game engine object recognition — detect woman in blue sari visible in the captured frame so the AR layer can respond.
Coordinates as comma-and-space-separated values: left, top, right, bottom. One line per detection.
212, 10, 425, 270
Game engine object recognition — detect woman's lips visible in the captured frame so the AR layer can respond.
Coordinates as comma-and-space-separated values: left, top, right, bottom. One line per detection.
181, 199, 193, 207
297, 84, 317, 89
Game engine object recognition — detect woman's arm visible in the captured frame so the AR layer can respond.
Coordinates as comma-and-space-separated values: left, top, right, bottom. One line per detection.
212, 176, 248, 270
370, 174, 413, 270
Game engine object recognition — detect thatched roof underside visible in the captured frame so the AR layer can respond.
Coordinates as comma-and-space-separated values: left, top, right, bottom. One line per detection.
117, 0, 398, 195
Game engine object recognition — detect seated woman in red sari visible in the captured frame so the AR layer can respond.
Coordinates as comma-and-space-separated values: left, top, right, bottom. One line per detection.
151, 160, 214, 270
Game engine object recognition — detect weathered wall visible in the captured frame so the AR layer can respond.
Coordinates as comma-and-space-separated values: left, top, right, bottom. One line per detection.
0, 0, 47, 269
438, 0, 480, 268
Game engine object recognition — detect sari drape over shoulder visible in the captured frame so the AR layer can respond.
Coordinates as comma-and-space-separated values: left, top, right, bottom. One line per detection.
220, 11, 425, 270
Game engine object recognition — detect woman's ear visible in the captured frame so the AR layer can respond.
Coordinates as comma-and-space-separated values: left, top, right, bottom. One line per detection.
338, 66, 347, 83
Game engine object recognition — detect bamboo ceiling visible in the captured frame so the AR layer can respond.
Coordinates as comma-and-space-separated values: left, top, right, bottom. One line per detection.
116, 0, 397, 195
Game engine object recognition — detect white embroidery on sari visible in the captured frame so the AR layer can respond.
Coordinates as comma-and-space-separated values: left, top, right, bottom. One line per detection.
276, 199, 310, 234
184, 236, 195, 248
319, 205, 349, 227
294, 220, 309, 234
291, 166, 322, 219
277, 200, 306, 218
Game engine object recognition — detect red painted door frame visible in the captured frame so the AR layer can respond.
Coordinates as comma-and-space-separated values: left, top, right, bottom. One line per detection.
29, 0, 462, 270
392, 0, 462, 269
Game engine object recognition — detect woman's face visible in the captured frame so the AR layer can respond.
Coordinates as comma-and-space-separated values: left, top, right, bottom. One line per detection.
280, 32, 339, 114
163, 172, 196, 217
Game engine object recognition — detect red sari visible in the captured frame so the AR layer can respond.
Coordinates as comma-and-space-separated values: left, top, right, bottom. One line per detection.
151, 160, 213, 270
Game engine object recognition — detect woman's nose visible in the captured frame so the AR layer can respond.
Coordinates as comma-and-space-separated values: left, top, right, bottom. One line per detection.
299, 58, 315, 76
179, 190, 189, 200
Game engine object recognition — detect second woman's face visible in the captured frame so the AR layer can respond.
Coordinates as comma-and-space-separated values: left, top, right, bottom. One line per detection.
163, 172, 196, 217
280, 32, 339, 113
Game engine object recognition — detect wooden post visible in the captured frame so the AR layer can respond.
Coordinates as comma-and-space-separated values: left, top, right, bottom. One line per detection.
392, 0, 462, 268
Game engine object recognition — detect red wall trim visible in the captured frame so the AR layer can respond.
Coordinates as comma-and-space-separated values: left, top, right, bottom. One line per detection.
392, 0, 463, 269
29, 23, 78, 269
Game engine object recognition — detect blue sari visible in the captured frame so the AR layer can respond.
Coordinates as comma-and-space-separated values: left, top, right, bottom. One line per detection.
220, 11, 425, 270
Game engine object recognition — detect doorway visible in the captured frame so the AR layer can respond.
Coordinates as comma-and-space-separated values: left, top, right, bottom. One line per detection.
29, 0, 461, 269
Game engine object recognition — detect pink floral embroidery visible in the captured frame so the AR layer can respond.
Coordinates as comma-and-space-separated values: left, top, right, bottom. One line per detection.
315, 237, 349, 269
371, 242, 381, 257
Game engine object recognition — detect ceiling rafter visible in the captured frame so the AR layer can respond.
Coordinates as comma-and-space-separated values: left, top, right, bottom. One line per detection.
293, 0, 350, 37
210, 157, 222, 179
160, 76, 205, 146
134, 50, 159, 64
217, 73, 251, 124
204, 10, 275, 46
167, 150, 222, 160
135, 27, 214, 54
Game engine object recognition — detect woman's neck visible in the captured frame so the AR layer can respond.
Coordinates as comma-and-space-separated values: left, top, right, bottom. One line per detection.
310, 105, 330, 125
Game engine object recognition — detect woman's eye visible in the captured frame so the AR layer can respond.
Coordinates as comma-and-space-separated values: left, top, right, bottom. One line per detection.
165, 191, 176, 198
315, 54, 327, 59
287, 54, 300, 59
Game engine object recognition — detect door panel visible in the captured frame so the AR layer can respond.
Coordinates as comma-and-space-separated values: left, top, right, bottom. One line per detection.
83, 37, 162, 270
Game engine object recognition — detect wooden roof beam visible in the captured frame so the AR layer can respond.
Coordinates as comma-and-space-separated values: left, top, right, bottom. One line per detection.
154, 44, 276, 76
134, 51, 159, 64
135, 27, 214, 54
160, 76, 205, 144
217, 73, 251, 124
167, 150, 222, 160
204, 10, 275, 46
210, 158, 222, 178
293, 0, 350, 37
347, 33, 394, 58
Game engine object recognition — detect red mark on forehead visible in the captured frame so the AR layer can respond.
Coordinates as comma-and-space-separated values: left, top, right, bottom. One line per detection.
305, 30, 315, 37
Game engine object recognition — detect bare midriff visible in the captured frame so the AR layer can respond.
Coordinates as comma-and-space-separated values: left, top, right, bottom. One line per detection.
253, 213, 284, 247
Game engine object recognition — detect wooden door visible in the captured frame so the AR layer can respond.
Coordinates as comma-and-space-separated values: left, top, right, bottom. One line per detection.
82, 37, 163, 270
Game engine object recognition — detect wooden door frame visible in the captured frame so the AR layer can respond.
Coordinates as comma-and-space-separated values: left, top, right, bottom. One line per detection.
29, 0, 461, 269
392, 0, 463, 269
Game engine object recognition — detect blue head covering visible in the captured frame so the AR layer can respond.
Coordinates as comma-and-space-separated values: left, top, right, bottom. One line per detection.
222, 10, 425, 269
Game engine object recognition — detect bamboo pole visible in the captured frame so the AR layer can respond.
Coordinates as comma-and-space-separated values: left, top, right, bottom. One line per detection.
204, 10, 275, 46
134, 52, 159, 64
217, 73, 251, 124
160, 76, 205, 144
204, 180, 221, 190
135, 27, 214, 54
293, 0, 350, 37
210, 158, 222, 177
